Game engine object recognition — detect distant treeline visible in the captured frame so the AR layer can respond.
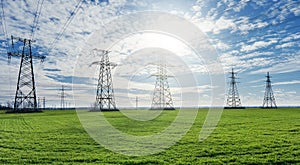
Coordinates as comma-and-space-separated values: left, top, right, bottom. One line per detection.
0, 105, 12, 110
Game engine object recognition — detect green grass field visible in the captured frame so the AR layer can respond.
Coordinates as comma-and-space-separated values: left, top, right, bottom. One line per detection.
0, 108, 299, 164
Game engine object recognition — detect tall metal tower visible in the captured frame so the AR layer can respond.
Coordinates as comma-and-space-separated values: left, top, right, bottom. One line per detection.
42, 97, 45, 110
59, 85, 66, 110
94, 49, 118, 111
135, 96, 138, 110
262, 72, 277, 108
151, 64, 175, 110
7, 35, 45, 112
38, 97, 46, 110
225, 68, 244, 109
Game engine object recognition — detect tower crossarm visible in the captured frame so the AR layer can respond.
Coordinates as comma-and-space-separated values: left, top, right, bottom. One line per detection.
8, 52, 46, 62
7, 35, 46, 62
89, 61, 117, 68
151, 74, 173, 77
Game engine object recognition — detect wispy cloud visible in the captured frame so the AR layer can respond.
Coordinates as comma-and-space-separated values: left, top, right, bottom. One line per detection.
241, 39, 277, 52
274, 80, 300, 86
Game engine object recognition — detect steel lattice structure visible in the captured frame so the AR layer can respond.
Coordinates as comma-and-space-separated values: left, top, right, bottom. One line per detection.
59, 85, 66, 110
262, 72, 277, 108
94, 49, 118, 111
8, 35, 45, 112
151, 64, 175, 110
226, 68, 243, 108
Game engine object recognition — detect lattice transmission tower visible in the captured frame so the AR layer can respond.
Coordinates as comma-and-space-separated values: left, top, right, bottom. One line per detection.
151, 64, 175, 110
7, 35, 45, 112
38, 97, 45, 110
262, 72, 277, 108
225, 68, 244, 109
59, 85, 66, 110
93, 49, 118, 111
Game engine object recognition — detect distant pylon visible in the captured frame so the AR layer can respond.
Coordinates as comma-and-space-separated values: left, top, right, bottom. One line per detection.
42, 97, 45, 110
136, 96, 138, 110
59, 85, 66, 110
38, 97, 46, 110
151, 64, 175, 110
262, 72, 277, 108
225, 68, 244, 109
94, 49, 118, 111
7, 35, 45, 112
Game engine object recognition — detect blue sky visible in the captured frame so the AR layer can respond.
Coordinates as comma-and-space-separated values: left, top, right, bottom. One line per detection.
0, 0, 300, 107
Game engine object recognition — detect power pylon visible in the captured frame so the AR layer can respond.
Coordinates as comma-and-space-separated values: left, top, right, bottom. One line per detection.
94, 49, 118, 111
225, 68, 244, 109
59, 85, 66, 110
151, 64, 175, 110
42, 97, 45, 110
262, 72, 277, 108
38, 97, 45, 110
7, 35, 45, 112
135, 96, 138, 110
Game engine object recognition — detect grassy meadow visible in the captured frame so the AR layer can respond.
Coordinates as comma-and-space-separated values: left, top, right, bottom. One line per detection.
0, 108, 299, 164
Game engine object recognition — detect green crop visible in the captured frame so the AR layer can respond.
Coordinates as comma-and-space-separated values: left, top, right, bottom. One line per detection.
0, 108, 299, 164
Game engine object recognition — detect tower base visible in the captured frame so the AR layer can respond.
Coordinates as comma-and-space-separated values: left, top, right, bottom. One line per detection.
260, 107, 277, 109
224, 107, 245, 109
149, 107, 175, 110
89, 108, 119, 112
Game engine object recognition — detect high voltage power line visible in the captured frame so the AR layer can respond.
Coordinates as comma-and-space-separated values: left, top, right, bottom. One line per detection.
47, 0, 83, 53
30, 0, 45, 41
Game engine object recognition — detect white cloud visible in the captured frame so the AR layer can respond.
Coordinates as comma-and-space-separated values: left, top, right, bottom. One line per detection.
273, 88, 300, 106
213, 16, 236, 34
192, 5, 201, 12
241, 39, 277, 52
275, 42, 295, 49
240, 51, 273, 59
250, 53, 300, 74
281, 32, 300, 42
274, 80, 300, 86
292, 5, 300, 16
233, 0, 250, 12
211, 39, 230, 50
